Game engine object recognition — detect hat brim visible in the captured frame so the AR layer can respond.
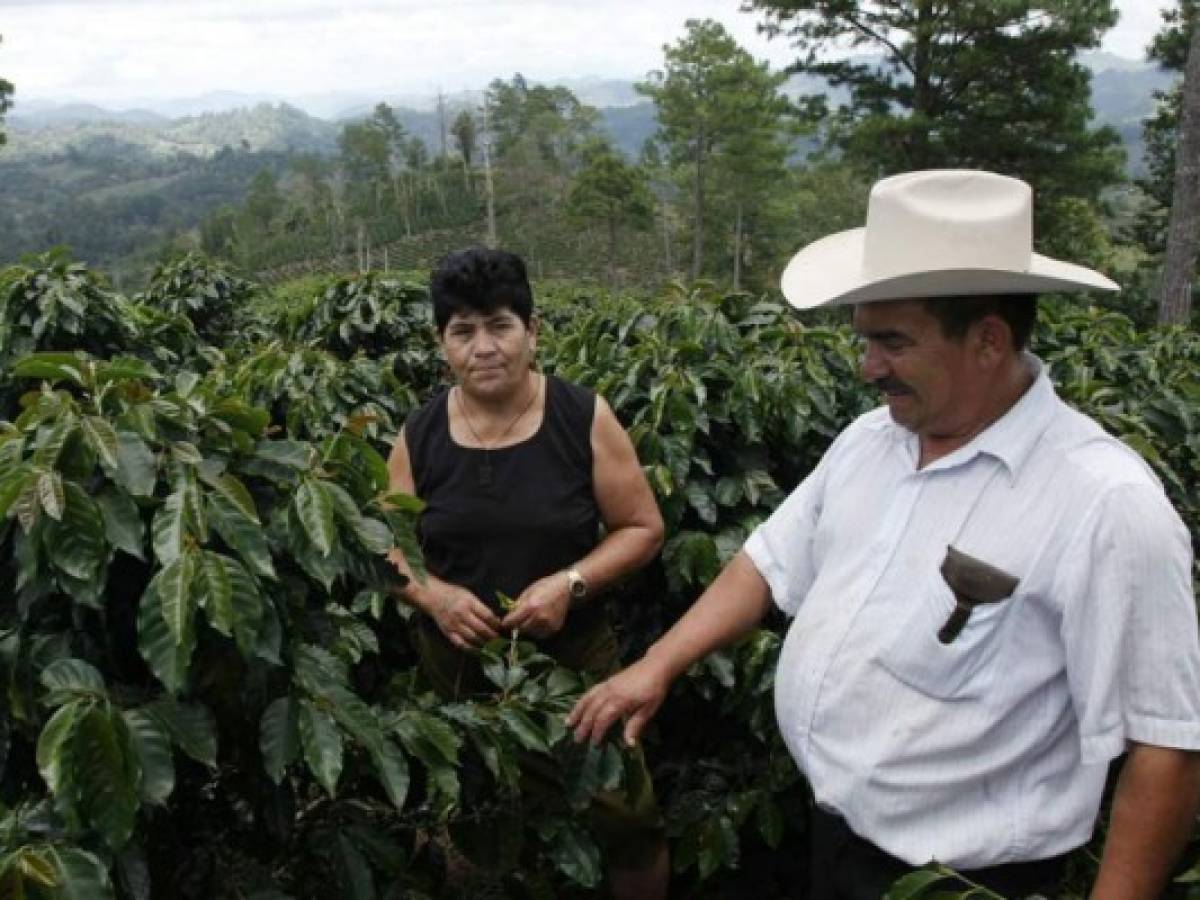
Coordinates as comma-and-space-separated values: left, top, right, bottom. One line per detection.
781, 227, 1120, 310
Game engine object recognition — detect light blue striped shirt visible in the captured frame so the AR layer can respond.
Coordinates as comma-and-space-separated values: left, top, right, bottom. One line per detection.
744, 356, 1200, 867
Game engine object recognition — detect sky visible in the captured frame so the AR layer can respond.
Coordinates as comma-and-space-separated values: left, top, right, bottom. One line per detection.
0, 0, 1177, 111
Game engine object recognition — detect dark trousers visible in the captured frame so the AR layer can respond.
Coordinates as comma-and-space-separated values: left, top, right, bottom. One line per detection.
808, 806, 1070, 900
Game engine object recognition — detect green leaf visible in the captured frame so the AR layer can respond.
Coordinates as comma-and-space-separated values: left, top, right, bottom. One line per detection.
196, 551, 234, 636
299, 700, 343, 797
208, 491, 275, 579
320, 684, 383, 753
335, 833, 375, 900
497, 707, 550, 755
137, 579, 194, 694
41, 659, 107, 704
536, 817, 602, 888
11, 352, 88, 384
81, 416, 119, 471
44, 483, 106, 581
295, 478, 336, 556
43, 846, 115, 900
114, 432, 157, 498
151, 487, 188, 566
36, 702, 82, 797
696, 813, 738, 880
96, 488, 145, 561
755, 796, 784, 849
254, 440, 313, 469
378, 491, 426, 513
369, 738, 410, 812
325, 482, 391, 553
122, 708, 175, 805
210, 398, 269, 436
260, 695, 299, 784
157, 550, 197, 646
394, 711, 461, 767
0, 470, 32, 523
203, 473, 259, 524
684, 482, 718, 525
74, 706, 139, 850
98, 356, 159, 384
37, 470, 65, 521
14, 846, 59, 886
884, 868, 953, 900
146, 699, 218, 768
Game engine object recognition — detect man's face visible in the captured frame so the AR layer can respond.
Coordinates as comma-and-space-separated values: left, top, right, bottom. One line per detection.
851, 300, 978, 438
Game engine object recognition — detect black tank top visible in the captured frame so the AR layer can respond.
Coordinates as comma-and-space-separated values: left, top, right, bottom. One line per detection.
405, 375, 601, 612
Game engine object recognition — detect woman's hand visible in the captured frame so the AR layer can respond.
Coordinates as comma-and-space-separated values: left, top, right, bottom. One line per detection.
432, 585, 502, 651
500, 573, 570, 638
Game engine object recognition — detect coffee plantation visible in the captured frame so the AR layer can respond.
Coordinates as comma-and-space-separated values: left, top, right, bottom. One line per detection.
0, 252, 1197, 899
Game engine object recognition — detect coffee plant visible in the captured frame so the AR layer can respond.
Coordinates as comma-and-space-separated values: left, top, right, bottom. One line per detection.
0, 251, 1197, 899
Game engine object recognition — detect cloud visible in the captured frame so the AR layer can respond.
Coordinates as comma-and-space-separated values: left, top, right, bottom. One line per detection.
0, 0, 1163, 106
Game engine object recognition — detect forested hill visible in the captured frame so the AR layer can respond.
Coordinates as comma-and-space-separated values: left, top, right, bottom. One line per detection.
0, 51, 1174, 288
6, 53, 1172, 163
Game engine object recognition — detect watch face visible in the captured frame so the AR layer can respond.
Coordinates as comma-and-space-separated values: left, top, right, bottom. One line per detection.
568, 571, 587, 599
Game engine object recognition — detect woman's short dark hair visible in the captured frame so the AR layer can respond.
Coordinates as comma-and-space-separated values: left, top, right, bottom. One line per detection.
921, 294, 1038, 350
429, 247, 534, 334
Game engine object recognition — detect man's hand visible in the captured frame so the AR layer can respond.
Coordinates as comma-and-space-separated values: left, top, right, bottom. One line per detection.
566, 657, 671, 748
432, 585, 501, 650
500, 573, 570, 638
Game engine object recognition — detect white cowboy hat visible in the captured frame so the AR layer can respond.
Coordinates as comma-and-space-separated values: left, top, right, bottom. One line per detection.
780, 169, 1119, 310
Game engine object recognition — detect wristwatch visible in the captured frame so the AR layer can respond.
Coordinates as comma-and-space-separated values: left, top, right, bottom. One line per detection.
565, 567, 588, 604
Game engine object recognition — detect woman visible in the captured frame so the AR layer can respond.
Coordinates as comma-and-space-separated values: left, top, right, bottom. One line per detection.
386, 247, 668, 899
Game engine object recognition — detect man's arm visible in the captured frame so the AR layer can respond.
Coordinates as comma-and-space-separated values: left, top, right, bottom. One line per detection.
566, 551, 772, 747
1091, 743, 1200, 900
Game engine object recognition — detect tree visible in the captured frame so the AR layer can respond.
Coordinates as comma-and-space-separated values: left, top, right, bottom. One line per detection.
451, 109, 477, 168
0, 35, 13, 147
485, 74, 598, 168
567, 140, 654, 282
639, 19, 794, 280
1159, 2, 1200, 324
244, 168, 284, 232
748, 0, 1125, 250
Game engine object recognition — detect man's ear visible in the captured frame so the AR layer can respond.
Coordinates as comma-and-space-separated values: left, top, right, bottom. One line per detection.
974, 315, 1012, 367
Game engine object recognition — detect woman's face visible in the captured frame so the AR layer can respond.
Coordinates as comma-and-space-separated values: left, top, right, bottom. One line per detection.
439, 307, 537, 400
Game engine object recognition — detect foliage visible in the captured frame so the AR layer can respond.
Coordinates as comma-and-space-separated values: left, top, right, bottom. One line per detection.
638, 19, 797, 282
136, 253, 257, 345
566, 140, 654, 280
748, 0, 1126, 248
0, 257, 1198, 899
0, 34, 11, 149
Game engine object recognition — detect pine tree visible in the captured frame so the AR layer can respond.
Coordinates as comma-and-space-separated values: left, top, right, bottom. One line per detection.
0, 35, 14, 148
639, 19, 795, 280
747, 0, 1125, 252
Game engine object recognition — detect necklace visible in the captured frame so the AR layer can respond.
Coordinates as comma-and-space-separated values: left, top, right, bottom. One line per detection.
455, 373, 542, 487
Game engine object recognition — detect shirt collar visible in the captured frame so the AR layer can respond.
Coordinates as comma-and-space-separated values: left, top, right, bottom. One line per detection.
879, 353, 1058, 478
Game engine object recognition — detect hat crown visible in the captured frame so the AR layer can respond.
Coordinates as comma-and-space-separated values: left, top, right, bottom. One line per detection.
862, 170, 1033, 280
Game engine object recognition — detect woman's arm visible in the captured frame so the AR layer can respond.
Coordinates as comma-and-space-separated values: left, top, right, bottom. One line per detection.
386, 429, 501, 650
501, 395, 665, 637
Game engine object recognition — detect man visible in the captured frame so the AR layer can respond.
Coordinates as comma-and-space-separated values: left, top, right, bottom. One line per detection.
567, 170, 1200, 898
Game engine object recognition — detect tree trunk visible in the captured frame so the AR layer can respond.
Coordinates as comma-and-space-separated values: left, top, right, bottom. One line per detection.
909, 0, 935, 169
660, 196, 674, 277
691, 134, 706, 280
481, 103, 497, 248
1160, 13, 1200, 325
607, 214, 618, 286
732, 202, 744, 291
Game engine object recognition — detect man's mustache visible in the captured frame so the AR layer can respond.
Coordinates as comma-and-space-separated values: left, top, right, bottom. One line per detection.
872, 376, 913, 395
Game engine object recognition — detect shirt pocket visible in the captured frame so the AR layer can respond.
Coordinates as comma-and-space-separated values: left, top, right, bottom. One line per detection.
875, 569, 1017, 700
